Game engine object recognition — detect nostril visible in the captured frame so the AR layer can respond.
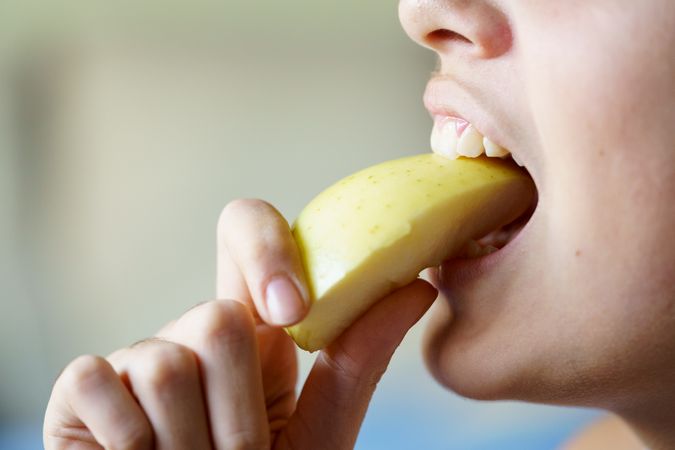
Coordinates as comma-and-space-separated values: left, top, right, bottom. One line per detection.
426, 29, 472, 48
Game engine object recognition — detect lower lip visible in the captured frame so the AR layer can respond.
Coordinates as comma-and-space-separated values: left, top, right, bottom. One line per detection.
437, 213, 534, 291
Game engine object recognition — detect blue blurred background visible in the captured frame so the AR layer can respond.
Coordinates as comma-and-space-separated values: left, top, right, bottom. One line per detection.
0, 1, 600, 448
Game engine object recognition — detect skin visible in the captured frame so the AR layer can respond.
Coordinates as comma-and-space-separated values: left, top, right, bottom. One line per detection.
399, 0, 675, 448
44, 1, 675, 449
43, 198, 437, 449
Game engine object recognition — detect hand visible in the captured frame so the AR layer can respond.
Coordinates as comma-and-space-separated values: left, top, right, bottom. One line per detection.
43, 198, 437, 450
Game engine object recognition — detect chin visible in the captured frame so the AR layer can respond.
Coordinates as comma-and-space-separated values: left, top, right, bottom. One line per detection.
421, 297, 611, 409
422, 303, 514, 401
420, 286, 557, 403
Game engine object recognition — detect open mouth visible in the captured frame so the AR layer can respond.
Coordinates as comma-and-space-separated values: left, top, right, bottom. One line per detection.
461, 171, 538, 259
429, 115, 539, 260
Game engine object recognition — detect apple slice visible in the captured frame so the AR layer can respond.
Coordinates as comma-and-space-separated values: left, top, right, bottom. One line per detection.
287, 153, 536, 351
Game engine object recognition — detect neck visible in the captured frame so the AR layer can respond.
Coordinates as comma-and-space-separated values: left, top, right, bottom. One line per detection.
619, 395, 675, 450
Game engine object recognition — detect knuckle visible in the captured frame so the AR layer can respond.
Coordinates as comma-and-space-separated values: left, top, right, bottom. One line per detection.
318, 349, 362, 382
320, 341, 390, 388
52, 356, 153, 450
191, 299, 255, 347
134, 341, 196, 391
60, 355, 111, 394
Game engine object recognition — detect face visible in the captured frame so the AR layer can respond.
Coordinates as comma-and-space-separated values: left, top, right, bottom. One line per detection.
399, 0, 675, 412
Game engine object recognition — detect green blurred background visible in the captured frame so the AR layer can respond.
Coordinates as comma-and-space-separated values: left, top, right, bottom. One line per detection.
0, 1, 599, 448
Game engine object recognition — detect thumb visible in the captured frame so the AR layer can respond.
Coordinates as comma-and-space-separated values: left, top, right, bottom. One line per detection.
274, 278, 437, 450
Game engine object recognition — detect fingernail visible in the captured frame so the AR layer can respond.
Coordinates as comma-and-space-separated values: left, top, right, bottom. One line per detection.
265, 276, 306, 325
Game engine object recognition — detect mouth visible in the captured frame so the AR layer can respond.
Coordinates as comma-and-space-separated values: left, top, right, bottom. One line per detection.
428, 115, 539, 265
459, 187, 537, 259
423, 72, 540, 276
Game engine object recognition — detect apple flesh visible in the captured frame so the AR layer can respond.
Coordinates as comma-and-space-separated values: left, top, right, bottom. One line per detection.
287, 154, 536, 352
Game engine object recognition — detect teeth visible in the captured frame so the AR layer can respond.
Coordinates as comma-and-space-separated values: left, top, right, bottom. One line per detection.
461, 240, 500, 258
511, 152, 525, 167
483, 137, 510, 158
431, 117, 519, 165
430, 118, 459, 159
456, 125, 485, 158
482, 245, 499, 255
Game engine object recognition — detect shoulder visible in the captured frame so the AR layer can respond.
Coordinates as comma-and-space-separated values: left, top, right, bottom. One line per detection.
561, 415, 645, 450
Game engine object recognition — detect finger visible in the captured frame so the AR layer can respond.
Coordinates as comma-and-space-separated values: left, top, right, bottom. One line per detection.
163, 299, 270, 450
108, 340, 212, 450
276, 279, 437, 450
155, 319, 176, 337
217, 198, 310, 326
44, 355, 153, 450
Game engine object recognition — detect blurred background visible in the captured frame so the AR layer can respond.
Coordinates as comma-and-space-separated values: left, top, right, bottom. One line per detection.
0, 1, 600, 448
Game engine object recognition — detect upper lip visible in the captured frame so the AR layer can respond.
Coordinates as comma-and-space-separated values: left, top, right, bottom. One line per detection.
423, 77, 469, 122
423, 76, 515, 159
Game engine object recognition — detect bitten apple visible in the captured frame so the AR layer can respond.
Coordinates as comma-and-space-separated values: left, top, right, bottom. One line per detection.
287, 154, 535, 352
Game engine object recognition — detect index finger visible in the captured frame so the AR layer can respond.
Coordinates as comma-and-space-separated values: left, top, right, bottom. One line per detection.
217, 198, 310, 326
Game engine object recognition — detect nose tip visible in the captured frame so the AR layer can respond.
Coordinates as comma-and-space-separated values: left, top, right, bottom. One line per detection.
399, 0, 512, 59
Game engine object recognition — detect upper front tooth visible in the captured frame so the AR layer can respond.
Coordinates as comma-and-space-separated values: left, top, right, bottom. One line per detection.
511, 152, 525, 167
456, 124, 485, 158
483, 137, 510, 158
430, 118, 459, 159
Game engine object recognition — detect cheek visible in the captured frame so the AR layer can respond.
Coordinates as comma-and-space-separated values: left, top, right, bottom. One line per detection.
515, 1, 675, 388
518, 1, 675, 287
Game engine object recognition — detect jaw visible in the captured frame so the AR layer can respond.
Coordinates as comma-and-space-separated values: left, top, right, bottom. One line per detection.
420, 210, 551, 402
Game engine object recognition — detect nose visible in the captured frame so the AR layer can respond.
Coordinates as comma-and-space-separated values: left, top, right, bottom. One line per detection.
398, 0, 512, 61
